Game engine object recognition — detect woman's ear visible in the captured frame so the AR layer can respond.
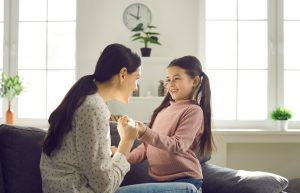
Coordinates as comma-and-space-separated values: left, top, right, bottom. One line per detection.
119, 67, 128, 82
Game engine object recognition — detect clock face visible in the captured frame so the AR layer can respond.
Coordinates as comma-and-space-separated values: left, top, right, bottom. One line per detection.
123, 3, 152, 30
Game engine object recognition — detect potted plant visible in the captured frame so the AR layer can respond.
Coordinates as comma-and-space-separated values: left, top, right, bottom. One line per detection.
131, 23, 161, 57
270, 107, 292, 130
0, 73, 25, 124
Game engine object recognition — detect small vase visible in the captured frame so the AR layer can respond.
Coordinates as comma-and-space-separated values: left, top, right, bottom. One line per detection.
158, 81, 165, 97
6, 102, 14, 124
277, 120, 288, 131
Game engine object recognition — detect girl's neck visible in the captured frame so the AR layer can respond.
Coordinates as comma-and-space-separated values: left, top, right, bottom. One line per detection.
170, 99, 193, 105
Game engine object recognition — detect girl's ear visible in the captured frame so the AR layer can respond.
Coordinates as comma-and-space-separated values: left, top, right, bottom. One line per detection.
119, 67, 128, 82
193, 76, 201, 87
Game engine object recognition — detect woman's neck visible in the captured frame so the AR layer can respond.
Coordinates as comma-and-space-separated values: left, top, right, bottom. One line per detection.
96, 82, 116, 102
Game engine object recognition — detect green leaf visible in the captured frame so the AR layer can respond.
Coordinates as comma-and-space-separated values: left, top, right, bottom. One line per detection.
145, 32, 160, 35
149, 41, 161, 45
270, 107, 293, 120
149, 36, 159, 43
131, 33, 141, 38
130, 23, 161, 48
132, 36, 144, 41
0, 72, 25, 101
147, 25, 157, 28
132, 23, 144, 32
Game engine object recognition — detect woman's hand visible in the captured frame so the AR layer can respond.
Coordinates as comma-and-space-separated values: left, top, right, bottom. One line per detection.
117, 116, 138, 141
110, 146, 117, 157
115, 116, 138, 158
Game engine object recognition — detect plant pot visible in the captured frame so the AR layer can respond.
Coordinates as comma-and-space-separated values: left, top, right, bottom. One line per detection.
140, 48, 151, 57
277, 120, 289, 131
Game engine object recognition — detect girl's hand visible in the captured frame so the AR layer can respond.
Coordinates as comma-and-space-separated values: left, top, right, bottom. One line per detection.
117, 116, 138, 141
136, 121, 147, 138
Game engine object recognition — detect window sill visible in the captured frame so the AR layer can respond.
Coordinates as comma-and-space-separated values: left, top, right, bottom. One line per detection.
214, 128, 300, 135
212, 128, 300, 143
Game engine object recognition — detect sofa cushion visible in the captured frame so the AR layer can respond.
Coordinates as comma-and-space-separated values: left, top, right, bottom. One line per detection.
0, 124, 46, 193
202, 162, 289, 193
285, 178, 300, 193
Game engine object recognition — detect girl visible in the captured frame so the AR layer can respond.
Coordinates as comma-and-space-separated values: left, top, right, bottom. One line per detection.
40, 44, 198, 193
128, 56, 215, 190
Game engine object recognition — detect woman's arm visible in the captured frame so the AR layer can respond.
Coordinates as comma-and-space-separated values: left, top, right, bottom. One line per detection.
75, 105, 135, 193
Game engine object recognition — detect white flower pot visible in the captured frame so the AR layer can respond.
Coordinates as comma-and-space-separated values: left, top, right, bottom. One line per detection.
277, 120, 289, 131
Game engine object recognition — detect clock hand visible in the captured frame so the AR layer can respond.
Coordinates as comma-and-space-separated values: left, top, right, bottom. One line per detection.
129, 13, 138, 20
137, 5, 140, 19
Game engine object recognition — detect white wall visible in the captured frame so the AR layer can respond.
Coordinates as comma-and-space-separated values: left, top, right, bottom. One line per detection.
75, 0, 300, 180
76, 0, 199, 78
227, 143, 300, 179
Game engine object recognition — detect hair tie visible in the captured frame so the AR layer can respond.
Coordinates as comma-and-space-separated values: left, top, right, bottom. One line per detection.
200, 71, 206, 77
90, 74, 96, 81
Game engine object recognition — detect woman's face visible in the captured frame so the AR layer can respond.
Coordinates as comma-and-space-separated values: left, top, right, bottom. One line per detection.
119, 67, 141, 103
166, 66, 199, 101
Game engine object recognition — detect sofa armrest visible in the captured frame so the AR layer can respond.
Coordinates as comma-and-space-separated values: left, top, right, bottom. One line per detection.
202, 162, 288, 193
0, 124, 46, 193
0, 162, 4, 193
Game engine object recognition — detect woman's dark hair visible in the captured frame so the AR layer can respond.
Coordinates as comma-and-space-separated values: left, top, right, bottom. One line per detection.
149, 56, 215, 158
43, 43, 141, 156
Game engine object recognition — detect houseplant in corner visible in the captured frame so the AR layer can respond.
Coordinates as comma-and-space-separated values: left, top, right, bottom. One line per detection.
0, 73, 24, 124
271, 107, 293, 130
131, 23, 161, 57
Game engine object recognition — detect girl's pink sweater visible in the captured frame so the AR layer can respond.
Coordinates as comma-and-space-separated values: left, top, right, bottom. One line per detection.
128, 100, 204, 181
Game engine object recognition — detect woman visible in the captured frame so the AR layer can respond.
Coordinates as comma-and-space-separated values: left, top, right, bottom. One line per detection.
40, 43, 198, 193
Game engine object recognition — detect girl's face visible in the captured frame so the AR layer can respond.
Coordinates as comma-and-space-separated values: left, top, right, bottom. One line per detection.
119, 67, 141, 103
166, 66, 199, 102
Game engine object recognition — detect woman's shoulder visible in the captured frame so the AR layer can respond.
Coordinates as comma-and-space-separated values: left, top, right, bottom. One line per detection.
84, 93, 104, 106
76, 93, 108, 115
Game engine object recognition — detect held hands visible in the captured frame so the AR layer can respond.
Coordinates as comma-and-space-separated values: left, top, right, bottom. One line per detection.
115, 116, 147, 158
117, 116, 138, 142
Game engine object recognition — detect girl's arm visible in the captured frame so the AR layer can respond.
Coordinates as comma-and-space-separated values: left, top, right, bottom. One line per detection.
138, 107, 203, 153
127, 143, 147, 164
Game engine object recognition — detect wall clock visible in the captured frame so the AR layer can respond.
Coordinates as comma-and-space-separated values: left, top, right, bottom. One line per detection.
123, 3, 152, 30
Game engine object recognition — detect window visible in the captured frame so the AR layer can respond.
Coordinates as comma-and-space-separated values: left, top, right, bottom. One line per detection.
0, 0, 3, 117
200, 0, 299, 128
284, 0, 300, 120
1, 0, 76, 126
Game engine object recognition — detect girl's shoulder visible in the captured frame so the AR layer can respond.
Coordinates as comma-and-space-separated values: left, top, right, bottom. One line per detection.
183, 102, 203, 116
